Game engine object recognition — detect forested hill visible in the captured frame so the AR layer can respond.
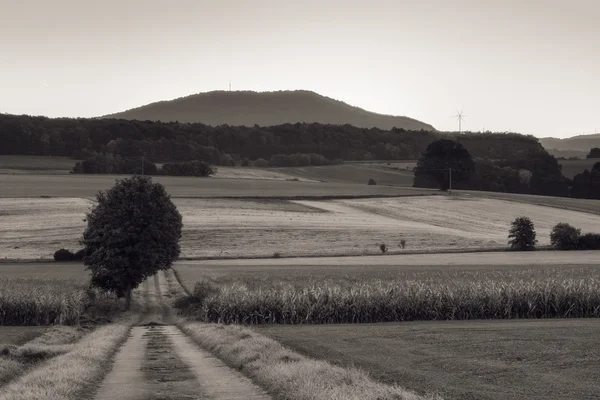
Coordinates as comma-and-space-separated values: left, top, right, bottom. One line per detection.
102, 90, 435, 131
1, 112, 549, 165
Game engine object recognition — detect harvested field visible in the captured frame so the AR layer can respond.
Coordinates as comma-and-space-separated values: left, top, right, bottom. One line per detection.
4, 195, 600, 259
214, 166, 317, 181
258, 319, 600, 400
0, 173, 431, 198
273, 163, 416, 186
0, 197, 92, 260
0, 262, 89, 281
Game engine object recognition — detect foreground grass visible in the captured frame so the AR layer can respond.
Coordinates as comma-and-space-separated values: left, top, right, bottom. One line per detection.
0, 326, 88, 386
260, 319, 600, 400
178, 321, 441, 400
0, 314, 138, 400
180, 267, 600, 324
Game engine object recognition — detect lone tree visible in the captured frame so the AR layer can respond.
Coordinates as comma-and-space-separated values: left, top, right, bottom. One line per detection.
413, 139, 475, 190
82, 176, 182, 309
508, 216, 537, 251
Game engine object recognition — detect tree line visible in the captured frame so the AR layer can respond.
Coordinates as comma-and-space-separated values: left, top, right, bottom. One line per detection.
1, 113, 545, 163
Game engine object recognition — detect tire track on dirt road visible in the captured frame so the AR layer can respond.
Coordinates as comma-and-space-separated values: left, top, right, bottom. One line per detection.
93, 272, 271, 400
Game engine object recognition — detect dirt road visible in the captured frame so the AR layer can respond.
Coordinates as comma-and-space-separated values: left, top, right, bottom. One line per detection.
93, 273, 271, 400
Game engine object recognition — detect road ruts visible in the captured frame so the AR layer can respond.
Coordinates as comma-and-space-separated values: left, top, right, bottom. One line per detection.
93, 272, 272, 400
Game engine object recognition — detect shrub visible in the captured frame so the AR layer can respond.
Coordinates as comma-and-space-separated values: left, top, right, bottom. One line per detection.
550, 223, 581, 250
253, 158, 269, 168
508, 217, 537, 251
368, 178, 377, 185
269, 154, 292, 167
578, 233, 600, 250
273, 252, 281, 258
73, 249, 86, 261
399, 239, 406, 249
379, 244, 387, 253
53, 249, 75, 261
241, 157, 250, 167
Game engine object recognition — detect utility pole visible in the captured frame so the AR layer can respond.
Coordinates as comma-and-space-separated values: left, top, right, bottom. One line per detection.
448, 167, 452, 195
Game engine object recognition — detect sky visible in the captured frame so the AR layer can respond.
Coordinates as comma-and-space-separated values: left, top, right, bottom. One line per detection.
0, 0, 598, 138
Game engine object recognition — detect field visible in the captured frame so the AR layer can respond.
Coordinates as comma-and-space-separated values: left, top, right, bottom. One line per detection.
273, 162, 416, 186
0, 156, 76, 174
559, 158, 599, 179
4, 194, 600, 260
174, 259, 600, 399
259, 319, 600, 400
3, 154, 600, 400
0, 173, 431, 198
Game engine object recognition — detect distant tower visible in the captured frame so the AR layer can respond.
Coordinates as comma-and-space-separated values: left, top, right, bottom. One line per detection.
229, 81, 231, 91
454, 109, 467, 134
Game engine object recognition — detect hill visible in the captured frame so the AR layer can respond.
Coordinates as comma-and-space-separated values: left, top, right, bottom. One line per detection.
102, 90, 435, 131
540, 133, 600, 153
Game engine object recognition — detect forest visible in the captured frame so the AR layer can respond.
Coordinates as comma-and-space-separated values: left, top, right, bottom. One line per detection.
0, 112, 594, 198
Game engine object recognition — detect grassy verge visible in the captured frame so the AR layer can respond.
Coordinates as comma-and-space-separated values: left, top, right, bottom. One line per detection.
179, 266, 600, 324
178, 321, 441, 400
0, 313, 138, 400
0, 326, 88, 386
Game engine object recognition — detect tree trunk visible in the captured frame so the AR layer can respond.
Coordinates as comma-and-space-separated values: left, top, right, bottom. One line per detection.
125, 285, 132, 310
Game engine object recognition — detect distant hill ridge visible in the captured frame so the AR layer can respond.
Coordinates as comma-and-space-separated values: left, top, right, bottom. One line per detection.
102, 90, 435, 131
540, 133, 600, 153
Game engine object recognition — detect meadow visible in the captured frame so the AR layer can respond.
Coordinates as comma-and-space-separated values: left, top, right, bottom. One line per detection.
259, 319, 600, 400
4, 194, 600, 260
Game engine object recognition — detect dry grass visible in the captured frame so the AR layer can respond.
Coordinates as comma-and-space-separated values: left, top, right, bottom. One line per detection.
179, 266, 600, 324
0, 314, 137, 400
214, 166, 317, 181
0, 326, 88, 386
178, 321, 441, 400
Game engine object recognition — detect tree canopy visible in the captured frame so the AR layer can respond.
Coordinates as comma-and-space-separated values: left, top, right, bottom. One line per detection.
587, 148, 600, 159
413, 139, 475, 190
82, 176, 183, 309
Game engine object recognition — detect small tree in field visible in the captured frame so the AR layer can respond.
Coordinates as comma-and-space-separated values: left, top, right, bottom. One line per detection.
508, 217, 537, 251
82, 176, 182, 309
550, 223, 581, 250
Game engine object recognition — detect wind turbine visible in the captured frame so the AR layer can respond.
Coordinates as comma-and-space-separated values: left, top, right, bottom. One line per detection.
454, 109, 467, 134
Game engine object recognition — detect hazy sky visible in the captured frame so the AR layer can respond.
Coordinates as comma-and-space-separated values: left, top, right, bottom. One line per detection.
1, 0, 598, 138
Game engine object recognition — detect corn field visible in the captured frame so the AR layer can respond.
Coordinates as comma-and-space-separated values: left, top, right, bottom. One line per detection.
182, 268, 600, 324
0, 278, 89, 325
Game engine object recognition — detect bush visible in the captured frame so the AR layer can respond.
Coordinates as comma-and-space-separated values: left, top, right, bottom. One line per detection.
241, 157, 250, 167
73, 249, 86, 261
399, 239, 406, 249
379, 244, 387, 253
253, 158, 269, 168
53, 249, 75, 261
550, 223, 581, 250
578, 233, 600, 250
368, 178, 377, 185
508, 217, 537, 251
